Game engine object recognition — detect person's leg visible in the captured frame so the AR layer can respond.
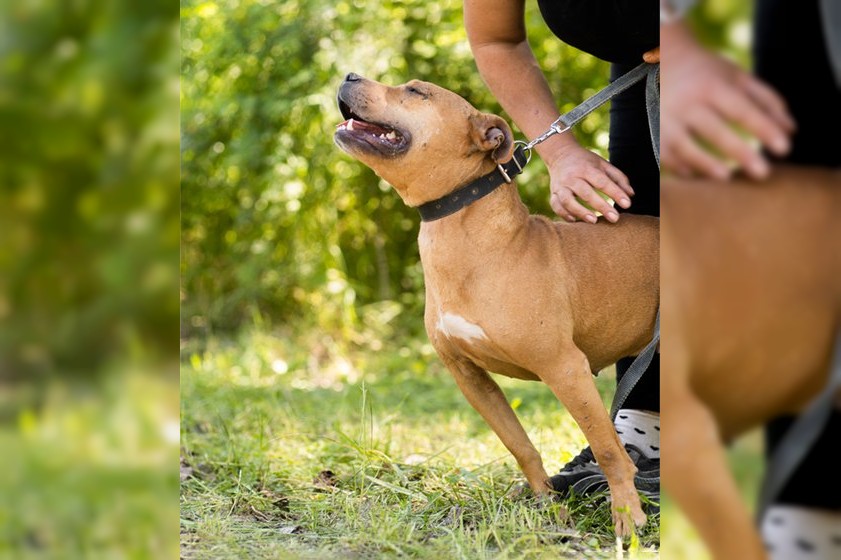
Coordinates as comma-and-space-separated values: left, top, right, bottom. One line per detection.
607, 63, 660, 218
550, 64, 660, 500
753, 1, 841, 556
608, 60, 660, 417
761, 412, 841, 559
765, 413, 841, 511
609, 60, 661, 478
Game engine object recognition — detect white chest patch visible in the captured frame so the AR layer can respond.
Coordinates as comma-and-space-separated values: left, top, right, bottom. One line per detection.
437, 312, 488, 343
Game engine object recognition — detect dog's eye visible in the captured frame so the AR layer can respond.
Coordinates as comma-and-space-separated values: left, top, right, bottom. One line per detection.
406, 85, 427, 97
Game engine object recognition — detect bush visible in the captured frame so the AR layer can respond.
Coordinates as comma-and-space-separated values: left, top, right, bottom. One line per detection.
180, 0, 611, 340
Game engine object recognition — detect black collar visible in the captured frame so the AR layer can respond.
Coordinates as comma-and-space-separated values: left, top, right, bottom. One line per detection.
417, 146, 528, 222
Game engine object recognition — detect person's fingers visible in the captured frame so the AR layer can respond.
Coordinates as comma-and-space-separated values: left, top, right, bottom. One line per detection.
551, 186, 597, 223
643, 47, 660, 64
714, 83, 791, 159
662, 121, 710, 178
549, 190, 580, 222
662, 156, 694, 178
601, 163, 635, 197
687, 105, 770, 179
571, 178, 619, 222
660, 143, 682, 176
564, 198, 598, 224
672, 129, 732, 180
587, 167, 632, 211
549, 192, 577, 222
545, 148, 635, 223
672, 163, 694, 178
669, 156, 694, 178
740, 73, 797, 137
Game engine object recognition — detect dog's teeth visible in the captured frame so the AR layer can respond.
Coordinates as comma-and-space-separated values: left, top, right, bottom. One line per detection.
346, 119, 354, 131
386, 131, 396, 140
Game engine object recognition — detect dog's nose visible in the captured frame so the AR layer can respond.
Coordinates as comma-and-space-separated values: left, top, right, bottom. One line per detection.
345, 72, 362, 82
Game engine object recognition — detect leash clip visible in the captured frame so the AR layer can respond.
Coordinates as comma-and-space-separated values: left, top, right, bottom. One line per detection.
523, 62, 651, 153
524, 118, 570, 152
549, 120, 571, 136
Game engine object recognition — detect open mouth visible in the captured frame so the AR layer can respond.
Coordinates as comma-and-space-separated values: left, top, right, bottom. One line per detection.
335, 97, 410, 157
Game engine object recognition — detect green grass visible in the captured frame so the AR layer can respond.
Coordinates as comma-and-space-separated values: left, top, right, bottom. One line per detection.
180, 324, 661, 559
0, 370, 180, 559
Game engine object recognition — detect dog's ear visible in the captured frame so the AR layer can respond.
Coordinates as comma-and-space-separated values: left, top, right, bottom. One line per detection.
469, 113, 514, 163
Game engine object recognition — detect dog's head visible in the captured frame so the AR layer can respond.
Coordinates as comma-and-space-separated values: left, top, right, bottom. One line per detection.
334, 73, 514, 207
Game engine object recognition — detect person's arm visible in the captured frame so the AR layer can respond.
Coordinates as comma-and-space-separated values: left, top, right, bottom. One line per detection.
464, 0, 634, 223
660, 19, 795, 179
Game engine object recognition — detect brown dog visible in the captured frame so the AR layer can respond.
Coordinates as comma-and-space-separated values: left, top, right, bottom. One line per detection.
661, 167, 841, 559
333, 73, 659, 536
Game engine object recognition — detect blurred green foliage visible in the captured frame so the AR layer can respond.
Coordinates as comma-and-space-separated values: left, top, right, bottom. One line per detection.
0, 0, 180, 557
0, 0, 179, 385
1, 373, 180, 558
688, 0, 753, 66
180, 0, 612, 341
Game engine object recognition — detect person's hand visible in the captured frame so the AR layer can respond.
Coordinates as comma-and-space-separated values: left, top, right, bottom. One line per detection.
643, 46, 659, 64
661, 22, 795, 180
543, 140, 634, 223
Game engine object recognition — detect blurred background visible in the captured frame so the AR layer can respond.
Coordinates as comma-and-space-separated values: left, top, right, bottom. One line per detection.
0, 0, 179, 557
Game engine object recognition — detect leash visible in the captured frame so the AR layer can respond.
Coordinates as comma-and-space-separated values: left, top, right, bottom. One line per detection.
820, 0, 841, 88
518, 62, 659, 162
757, 329, 841, 519
610, 310, 660, 420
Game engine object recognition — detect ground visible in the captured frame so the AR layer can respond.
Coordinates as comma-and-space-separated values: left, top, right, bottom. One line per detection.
179, 325, 663, 559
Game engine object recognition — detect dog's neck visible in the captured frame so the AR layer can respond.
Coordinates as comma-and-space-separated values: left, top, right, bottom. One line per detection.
417, 169, 531, 255
416, 148, 528, 223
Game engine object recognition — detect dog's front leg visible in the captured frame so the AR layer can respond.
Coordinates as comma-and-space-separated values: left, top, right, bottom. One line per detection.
661, 357, 767, 559
539, 346, 646, 537
442, 356, 552, 497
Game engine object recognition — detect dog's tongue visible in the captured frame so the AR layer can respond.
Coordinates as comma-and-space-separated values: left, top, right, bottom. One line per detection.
336, 118, 398, 140
337, 117, 378, 132
337, 118, 376, 132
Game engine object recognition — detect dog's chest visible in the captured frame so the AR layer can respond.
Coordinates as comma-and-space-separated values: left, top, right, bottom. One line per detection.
435, 312, 488, 343
423, 269, 491, 347
424, 280, 494, 360
430, 307, 538, 380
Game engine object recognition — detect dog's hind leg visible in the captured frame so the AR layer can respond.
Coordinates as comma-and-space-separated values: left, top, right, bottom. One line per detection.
442, 356, 552, 497
538, 345, 646, 537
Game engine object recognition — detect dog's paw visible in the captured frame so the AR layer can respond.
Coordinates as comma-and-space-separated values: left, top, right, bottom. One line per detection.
508, 480, 560, 503
507, 481, 534, 501
612, 510, 636, 539
612, 502, 647, 538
